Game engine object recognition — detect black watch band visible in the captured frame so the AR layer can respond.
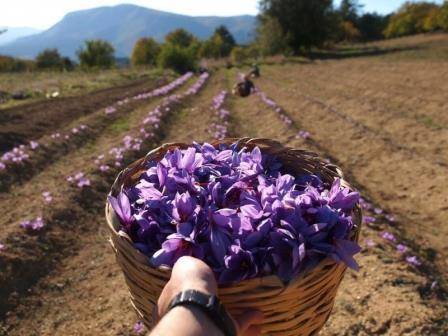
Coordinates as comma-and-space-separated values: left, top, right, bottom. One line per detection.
167, 290, 237, 336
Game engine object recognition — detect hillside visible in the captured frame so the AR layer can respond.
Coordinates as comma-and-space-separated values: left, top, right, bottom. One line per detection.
0, 4, 256, 59
0, 27, 42, 46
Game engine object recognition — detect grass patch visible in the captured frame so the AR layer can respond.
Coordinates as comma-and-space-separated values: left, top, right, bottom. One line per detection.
107, 117, 130, 135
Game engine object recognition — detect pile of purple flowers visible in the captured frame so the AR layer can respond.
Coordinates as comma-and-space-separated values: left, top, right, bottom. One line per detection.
109, 142, 361, 284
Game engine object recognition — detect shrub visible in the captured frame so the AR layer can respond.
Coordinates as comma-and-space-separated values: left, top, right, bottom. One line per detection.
77, 40, 115, 69
36, 49, 64, 70
157, 44, 197, 73
0, 55, 33, 72
230, 47, 248, 64
131, 37, 160, 66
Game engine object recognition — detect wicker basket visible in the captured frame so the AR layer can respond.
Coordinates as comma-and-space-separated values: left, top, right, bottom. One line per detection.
105, 138, 362, 336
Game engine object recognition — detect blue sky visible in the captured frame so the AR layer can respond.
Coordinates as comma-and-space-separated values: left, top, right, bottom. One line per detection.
1, 0, 444, 29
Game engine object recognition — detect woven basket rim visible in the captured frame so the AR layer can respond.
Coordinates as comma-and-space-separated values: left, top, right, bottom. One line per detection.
105, 137, 362, 288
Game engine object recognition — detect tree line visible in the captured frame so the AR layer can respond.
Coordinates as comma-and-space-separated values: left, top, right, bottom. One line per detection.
1, 0, 448, 73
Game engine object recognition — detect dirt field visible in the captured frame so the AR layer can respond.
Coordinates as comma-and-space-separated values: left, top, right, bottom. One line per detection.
0, 34, 447, 335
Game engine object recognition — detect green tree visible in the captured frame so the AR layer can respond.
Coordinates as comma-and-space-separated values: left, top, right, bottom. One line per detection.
77, 40, 115, 68
339, 0, 362, 24
212, 25, 236, 57
439, 2, 448, 31
357, 13, 389, 40
384, 2, 440, 38
256, 16, 288, 55
165, 29, 195, 48
199, 34, 226, 59
36, 48, 63, 70
259, 0, 337, 52
157, 43, 197, 73
131, 37, 160, 66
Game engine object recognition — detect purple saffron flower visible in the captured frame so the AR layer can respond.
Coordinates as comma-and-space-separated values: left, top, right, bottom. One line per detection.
363, 216, 376, 224
21, 217, 45, 232
108, 192, 133, 229
219, 245, 258, 284
386, 214, 396, 222
42, 191, 52, 203
381, 231, 396, 242
364, 238, 376, 248
0, 243, 5, 252
133, 321, 145, 334
99, 165, 110, 172
332, 239, 361, 271
406, 256, 421, 266
396, 244, 408, 253
0, 162, 5, 170
374, 208, 383, 215
29, 141, 39, 150
150, 233, 203, 267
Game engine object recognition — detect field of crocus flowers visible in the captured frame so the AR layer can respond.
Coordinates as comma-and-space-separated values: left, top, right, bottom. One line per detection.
0, 34, 447, 336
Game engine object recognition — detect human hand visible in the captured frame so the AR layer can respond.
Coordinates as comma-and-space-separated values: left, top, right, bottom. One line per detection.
156, 256, 263, 336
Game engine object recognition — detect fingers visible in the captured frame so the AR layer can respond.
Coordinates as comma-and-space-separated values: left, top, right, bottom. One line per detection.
235, 310, 264, 336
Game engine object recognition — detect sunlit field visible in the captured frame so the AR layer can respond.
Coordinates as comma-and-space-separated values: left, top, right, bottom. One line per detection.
1, 33, 447, 335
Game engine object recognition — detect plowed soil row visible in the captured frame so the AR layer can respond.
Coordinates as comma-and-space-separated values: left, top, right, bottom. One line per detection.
0, 76, 167, 152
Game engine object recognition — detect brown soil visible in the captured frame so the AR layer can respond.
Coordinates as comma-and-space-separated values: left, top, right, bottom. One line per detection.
0, 76, 166, 152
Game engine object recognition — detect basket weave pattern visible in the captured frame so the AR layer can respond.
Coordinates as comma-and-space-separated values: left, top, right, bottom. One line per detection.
106, 138, 362, 335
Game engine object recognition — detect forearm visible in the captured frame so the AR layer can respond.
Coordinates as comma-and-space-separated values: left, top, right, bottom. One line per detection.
150, 305, 224, 336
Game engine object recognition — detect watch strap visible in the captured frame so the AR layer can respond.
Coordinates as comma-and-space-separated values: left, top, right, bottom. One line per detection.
167, 290, 237, 336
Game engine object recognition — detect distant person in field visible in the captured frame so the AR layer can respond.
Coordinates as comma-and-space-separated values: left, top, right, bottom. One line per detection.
232, 74, 255, 98
249, 63, 260, 78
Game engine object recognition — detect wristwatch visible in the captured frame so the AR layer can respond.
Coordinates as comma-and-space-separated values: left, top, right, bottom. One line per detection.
167, 290, 237, 336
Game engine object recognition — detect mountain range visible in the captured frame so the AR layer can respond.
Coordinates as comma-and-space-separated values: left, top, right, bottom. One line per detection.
0, 27, 42, 46
0, 4, 257, 59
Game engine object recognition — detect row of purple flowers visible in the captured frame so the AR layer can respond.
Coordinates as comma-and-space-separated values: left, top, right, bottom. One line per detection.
0, 73, 194, 176
252, 87, 423, 271
1, 73, 210, 251
255, 88, 310, 140
208, 90, 230, 140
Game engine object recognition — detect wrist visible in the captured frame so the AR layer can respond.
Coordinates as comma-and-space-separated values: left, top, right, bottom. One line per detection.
166, 290, 236, 336
170, 305, 225, 336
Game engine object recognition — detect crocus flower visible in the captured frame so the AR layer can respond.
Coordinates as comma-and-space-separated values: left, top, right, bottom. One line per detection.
219, 245, 258, 284
364, 238, 376, 248
29, 141, 39, 150
133, 321, 145, 334
406, 256, 421, 266
381, 231, 396, 242
363, 216, 376, 224
20, 217, 45, 231
108, 192, 133, 229
0, 243, 5, 251
42, 191, 52, 203
151, 233, 203, 267
99, 165, 110, 172
396, 244, 408, 253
